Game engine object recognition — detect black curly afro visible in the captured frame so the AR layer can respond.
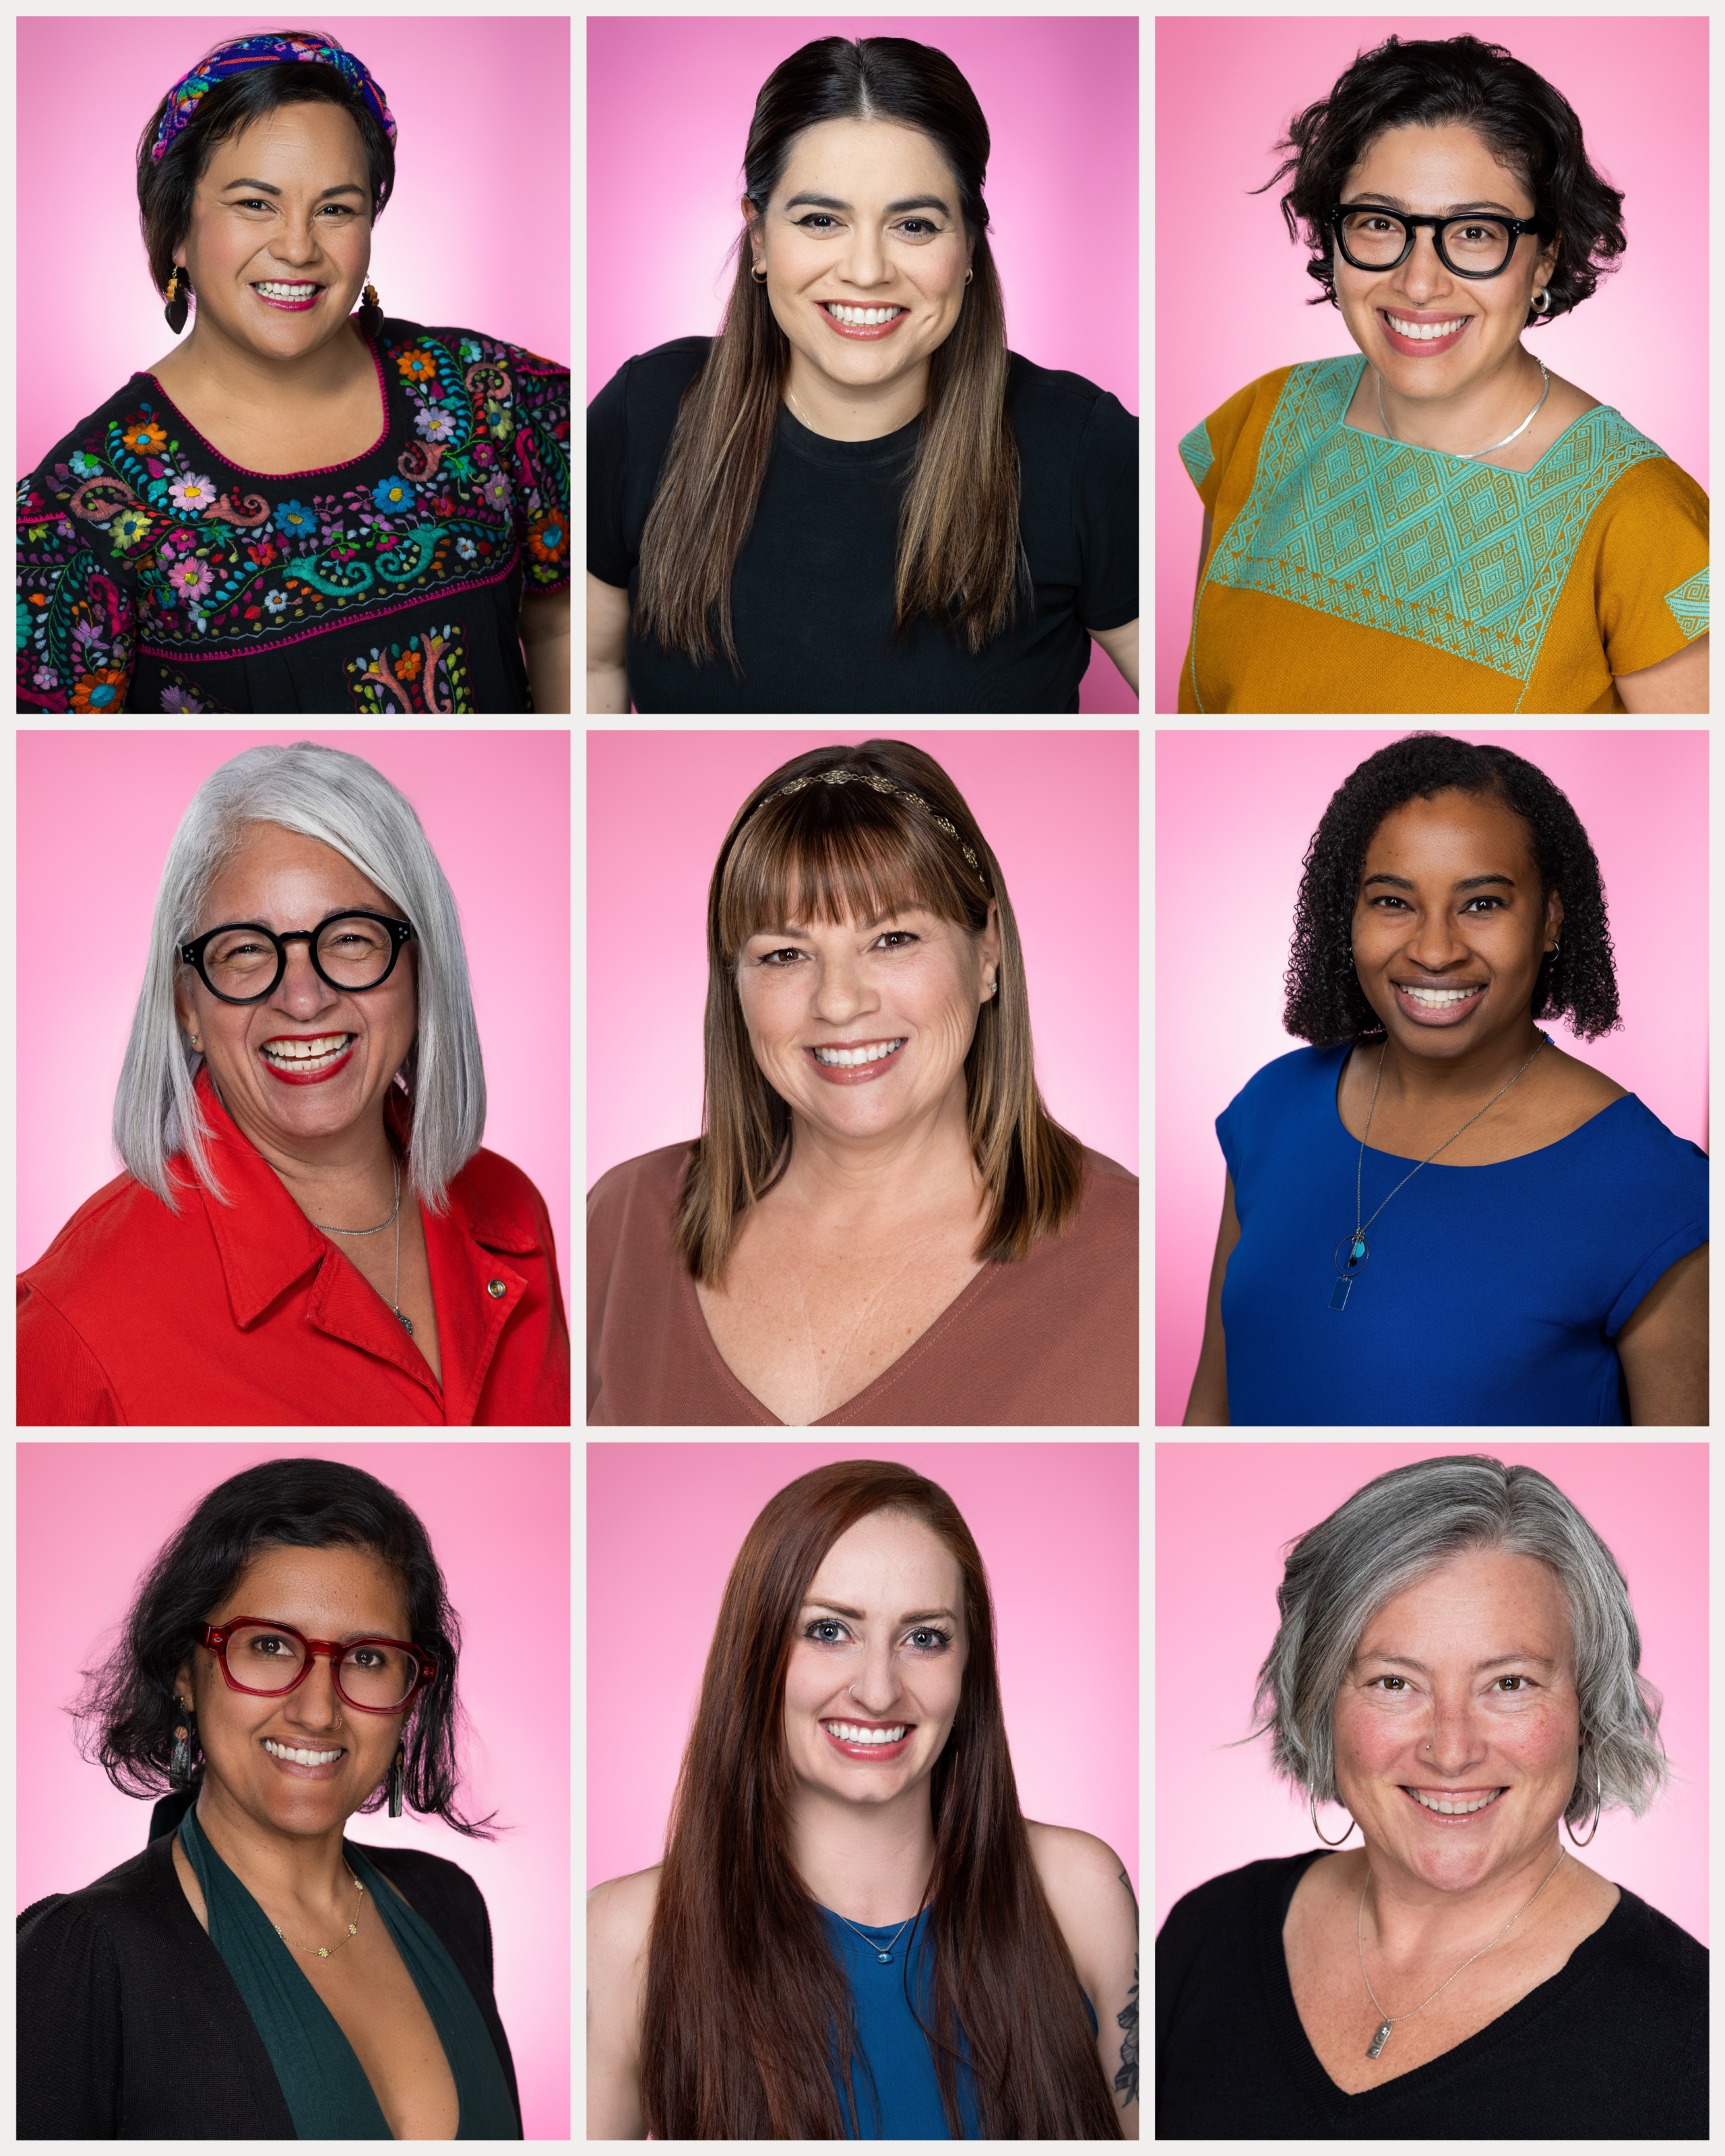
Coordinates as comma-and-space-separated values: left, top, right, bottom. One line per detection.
1284, 733, 1622, 1046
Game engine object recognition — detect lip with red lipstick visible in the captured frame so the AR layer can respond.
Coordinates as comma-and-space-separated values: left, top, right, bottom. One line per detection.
251, 278, 327, 314
258, 1030, 357, 1084
817, 300, 909, 342
821, 1713, 917, 1764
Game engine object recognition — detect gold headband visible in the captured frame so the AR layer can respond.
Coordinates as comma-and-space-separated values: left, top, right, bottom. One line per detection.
742, 767, 989, 891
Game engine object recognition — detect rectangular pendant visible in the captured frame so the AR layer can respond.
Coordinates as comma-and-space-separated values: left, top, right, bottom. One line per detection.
1366, 2022, 1392, 2060
1329, 1277, 1352, 1312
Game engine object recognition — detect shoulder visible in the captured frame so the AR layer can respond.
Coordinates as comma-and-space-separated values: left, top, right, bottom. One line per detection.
19, 377, 160, 496
1604, 1884, 1709, 1994
449, 1145, 556, 1242
1157, 1853, 1315, 1951
1573, 410, 1707, 511
1577, 1087, 1708, 1178
588, 1141, 699, 1221
356, 1842, 488, 1924
1005, 352, 1136, 462
19, 1841, 175, 1954
1026, 1824, 1136, 1992
21, 1171, 181, 1291
383, 320, 569, 381
588, 1862, 661, 1975
589, 337, 714, 418
1225, 1042, 1346, 1116
1067, 1147, 1139, 1242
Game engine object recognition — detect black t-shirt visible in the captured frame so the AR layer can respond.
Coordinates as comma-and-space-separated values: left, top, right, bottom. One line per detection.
1156, 1851, 1708, 2138
588, 336, 1137, 712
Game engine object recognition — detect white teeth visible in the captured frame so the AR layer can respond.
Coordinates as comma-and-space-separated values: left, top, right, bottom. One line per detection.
1399, 986, 1482, 1007
1411, 1787, 1503, 1815
813, 1039, 904, 1067
255, 282, 320, 299
825, 1721, 906, 1745
827, 304, 904, 327
1386, 313, 1468, 341
261, 1034, 354, 1073
263, 1739, 344, 1766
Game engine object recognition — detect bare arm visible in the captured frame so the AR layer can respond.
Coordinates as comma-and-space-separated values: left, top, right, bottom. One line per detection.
520, 587, 570, 712
587, 571, 632, 714
1086, 616, 1139, 697
1616, 634, 1707, 713
586, 1869, 658, 2138
1616, 1242, 1708, 1424
1027, 1825, 1139, 2138
1183, 1173, 1239, 1425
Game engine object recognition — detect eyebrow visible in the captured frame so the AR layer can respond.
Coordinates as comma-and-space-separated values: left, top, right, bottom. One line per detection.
1358, 1651, 1557, 1674
805, 1599, 958, 1625
749, 908, 927, 938
222, 178, 368, 200
1362, 873, 1517, 893
784, 191, 953, 218
1350, 191, 1521, 216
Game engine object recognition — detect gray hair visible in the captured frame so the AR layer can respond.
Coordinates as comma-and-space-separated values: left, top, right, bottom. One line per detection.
113, 741, 486, 1214
1248, 1455, 1666, 1827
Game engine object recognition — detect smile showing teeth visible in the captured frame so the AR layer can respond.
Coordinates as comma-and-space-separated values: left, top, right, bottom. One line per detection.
1397, 984, 1483, 1007
1385, 312, 1468, 340
254, 281, 321, 299
263, 1739, 344, 1766
1409, 1787, 1504, 1815
824, 1721, 908, 1744
825, 303, 905, 326
261, 1033, 354, 1073
812, 1039, 904, 1067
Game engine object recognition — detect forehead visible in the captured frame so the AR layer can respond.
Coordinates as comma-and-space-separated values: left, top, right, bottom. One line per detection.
1356, 1546, 1573, 1660
775, 117, 955, 204
212, 1540, 410, 1631
201, 100, 369, 185
1344, 119, 1532, 216
199, 823, 394, 926
1362, 788, 1535, 877
807, 1509, 962, 1601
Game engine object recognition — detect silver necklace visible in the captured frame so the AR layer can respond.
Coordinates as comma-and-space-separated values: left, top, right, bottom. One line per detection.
1331, 1032, 1549, 1310
832, 1907, 917, 1966
1358, 1846, 1566, 2058
1377, 354, 1550, 460
312, 1158, 414, 1338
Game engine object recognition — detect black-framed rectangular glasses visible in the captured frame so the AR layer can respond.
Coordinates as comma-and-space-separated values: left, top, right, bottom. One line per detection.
179, 910, 415, 1005
200, 1617, 435, 1712
1331, 205, 1546, 279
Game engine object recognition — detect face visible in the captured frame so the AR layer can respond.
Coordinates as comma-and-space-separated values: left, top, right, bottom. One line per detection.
1334, 1546, 1581, 1892
784, 1509, 967, 1804
749, 119, 974, 402
176, 102, 372, 358
175, 823, 418, 1157
1352, 789, 1561, 1063
175, 1542, 413, 1837
1333, 121, 1558, 402
735, 899, 1000, 1145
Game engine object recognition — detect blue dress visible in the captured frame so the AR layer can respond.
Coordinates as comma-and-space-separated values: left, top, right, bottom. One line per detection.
1216, 1044, 1708, 1425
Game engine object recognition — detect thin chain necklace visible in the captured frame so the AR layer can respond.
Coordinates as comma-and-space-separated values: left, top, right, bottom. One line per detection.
1331, 1031, 1549, 1309
311, 1158, 414, 1337
1377, 354, 1550, 460
832, 1906, 918, 1966
1358, 1846, 1566, 2058
270, 1865, 367, 1961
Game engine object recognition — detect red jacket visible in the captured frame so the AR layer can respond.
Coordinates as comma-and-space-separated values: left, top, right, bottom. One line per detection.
18, 1071, 569, 1426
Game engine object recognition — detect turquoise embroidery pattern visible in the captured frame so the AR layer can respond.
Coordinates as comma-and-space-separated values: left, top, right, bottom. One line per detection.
1663, 567, 1707, 641
1179, 421, 1214, 487
1203, 358, 1668, 683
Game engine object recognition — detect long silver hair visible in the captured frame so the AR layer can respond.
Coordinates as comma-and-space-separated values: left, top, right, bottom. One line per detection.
1247, 1454, 1667, 1827
113, 740, 486, 1213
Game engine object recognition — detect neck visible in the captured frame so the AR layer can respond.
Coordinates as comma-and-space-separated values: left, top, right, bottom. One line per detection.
788, 1776, 937, 1927
192, 1779, 355, 1916
1375, 340, 1545, 458
155, 314, 372, 414
1371, 1013, 1544, 1118
783, 350, 929, 442
213, 1081, 402, 1228
778, 1081, 983, 1239
1358, 1828, 1567, 1973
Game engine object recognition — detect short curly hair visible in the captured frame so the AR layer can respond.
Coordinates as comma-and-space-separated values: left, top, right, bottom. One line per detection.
1253, 34, 1626, 327
1283, 732, 1621, 1046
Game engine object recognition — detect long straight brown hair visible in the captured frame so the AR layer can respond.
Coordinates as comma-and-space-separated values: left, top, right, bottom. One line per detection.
639, 1460, 1123, 2139
673, 739, 1086, 1287
633, 36, 1024, 678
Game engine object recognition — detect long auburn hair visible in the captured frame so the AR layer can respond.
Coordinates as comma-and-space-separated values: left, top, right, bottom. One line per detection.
673, 739, 1086, 1287
634, 36, 1024, 676
639, 1459, 1122, 2139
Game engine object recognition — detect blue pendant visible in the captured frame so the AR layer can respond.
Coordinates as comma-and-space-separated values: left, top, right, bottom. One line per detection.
1329, 1277, 1352, 1311
877, 1950, 892, 1963
1331, 1232, 1369, 1310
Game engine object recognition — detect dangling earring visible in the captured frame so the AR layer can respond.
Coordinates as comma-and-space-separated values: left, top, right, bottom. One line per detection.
1310, 1789, 1355, 1846
387, 1744, 406, 1818
164, 267, 190, 335
170, 1699, 197, 1789
1565, 1745, 1602, 1846
358, 280, 382, 334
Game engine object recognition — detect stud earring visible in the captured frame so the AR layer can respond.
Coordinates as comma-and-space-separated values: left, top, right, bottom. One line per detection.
358, 280, 382, 334
387, 1744, 406, 1818
164, 267, 190, 335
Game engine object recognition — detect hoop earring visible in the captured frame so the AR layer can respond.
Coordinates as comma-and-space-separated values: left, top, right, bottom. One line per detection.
1310, 1792, 1355, 1847
751, 265, 767, 284
1530, 288, 1551, 316
964, 268, 973, 286
164, 267, 190, 336
1565, 1756, 1602, 1847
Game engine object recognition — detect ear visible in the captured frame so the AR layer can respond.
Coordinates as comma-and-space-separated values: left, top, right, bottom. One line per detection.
173, 974, 201, 1048
1544, 887, 1565, 948
743, 198, 763, 274
172, 1655, 195, 1708
979, 900, 1002, 982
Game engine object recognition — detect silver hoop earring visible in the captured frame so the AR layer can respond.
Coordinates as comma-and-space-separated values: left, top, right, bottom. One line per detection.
1310, 1792, 1355, 1847
1530, 288, 1551, 315
1565, 1756, 1602, 1847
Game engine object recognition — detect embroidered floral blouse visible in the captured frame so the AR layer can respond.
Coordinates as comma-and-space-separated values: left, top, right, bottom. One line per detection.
17, 321, 569, 713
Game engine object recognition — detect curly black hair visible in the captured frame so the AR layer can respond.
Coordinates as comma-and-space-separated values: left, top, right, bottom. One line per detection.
1253, 34, 1626, 327
1284, 733, 1621, 1046
75, 1457, 495, 1837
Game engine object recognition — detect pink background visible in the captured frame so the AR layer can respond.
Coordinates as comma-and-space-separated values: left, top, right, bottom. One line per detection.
17, 730, 571, 1312
1153, 728, 1707, 1426
587, 729, 1139, 1188
587, 1441, 1138, 1893
18, 1439, 571, 2137
1155, 1442, 1709, 1947
1153, 18, 1710, 713
588, 15, 1141, 716
18, 15, 571, 474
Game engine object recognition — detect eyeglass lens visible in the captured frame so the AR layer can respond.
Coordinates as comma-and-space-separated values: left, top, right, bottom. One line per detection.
201, 916, 398, 999
1339, 211, 1515, 275
224, 1622, 418, 1708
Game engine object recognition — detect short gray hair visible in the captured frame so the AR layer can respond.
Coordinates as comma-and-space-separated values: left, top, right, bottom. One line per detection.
1249, 1455, 1666, 1827
114, 741, 486, 1214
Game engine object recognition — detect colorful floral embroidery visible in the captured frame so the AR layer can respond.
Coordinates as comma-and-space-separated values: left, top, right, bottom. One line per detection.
344, 621, 474, 712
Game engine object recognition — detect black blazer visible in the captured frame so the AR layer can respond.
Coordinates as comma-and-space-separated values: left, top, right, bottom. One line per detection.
18, 1828, 522, 2138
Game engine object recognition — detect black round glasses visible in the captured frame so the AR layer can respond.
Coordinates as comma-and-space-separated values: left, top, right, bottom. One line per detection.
179, 910, 416, 1005
1330, 204, 1549, 280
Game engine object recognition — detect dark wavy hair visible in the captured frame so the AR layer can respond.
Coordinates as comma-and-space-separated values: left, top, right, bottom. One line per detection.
75, 1457, 494, 1837
135, 29, 396, 305
1283, 733, 1622, 1047
1254, 34, 1626, 327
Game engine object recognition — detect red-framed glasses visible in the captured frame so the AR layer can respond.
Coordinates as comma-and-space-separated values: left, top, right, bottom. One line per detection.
199, 1617, 435, 1714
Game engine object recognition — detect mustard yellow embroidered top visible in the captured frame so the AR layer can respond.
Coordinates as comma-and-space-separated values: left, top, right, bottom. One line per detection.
1179, 357, 1708, 713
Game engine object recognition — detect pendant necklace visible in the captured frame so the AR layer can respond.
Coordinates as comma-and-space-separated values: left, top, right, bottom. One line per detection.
832, 1908, 916, 1965
313, 1157, 415, 1337
1358, 1846, 1566, 2058
1331, 1031, 1550, 1310
1377, 354, 1550, 460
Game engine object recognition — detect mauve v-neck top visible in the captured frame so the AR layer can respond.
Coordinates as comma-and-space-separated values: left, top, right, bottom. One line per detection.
586, 1141, 1137, 1425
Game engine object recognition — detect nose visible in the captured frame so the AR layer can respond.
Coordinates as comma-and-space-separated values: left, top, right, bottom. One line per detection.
847, 1641, 903, 1716
284, 1653, 344, 1730
1393, 228, 1455, 304
1421, 1692, 1491, 1777
273, 941, 342, 1019
809, 952, 875, 1027
838, 224, 891, 292
1404, 906, 1472, 973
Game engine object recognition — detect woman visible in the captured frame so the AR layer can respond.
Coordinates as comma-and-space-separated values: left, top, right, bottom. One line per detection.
18, 739, 570, 1424
586, 739, 1138, 1424
589, 1458, 1138, 2136
20, 1456, 522, 2138
1156, 1453, 1706, 2136
587, 34, 1138, 714
1178, 34, 1708, 714
1184, 734, 1707, 1425
18, 30, 569, 714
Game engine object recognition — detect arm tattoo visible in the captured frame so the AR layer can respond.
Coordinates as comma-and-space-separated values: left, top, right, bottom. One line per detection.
1119, 1866, 1139, 1934
1114, 1951, 1139, 2107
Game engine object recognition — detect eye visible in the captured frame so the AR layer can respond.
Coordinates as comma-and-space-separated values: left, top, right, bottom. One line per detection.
1368, 894, 1409, 910
898, 218, 939, 236
805, 1618, 848, 1644
1495, 1673, 1530, 1691
1370, 1674, 1410, 1691
906, 1626, 952, 1652
1462, 895, 1505, 912
876, 930, 919, 950
757, 946, 804, 967
795, 213, 839, 231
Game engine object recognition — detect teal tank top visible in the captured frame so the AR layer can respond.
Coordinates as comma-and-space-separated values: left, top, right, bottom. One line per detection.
177, 1808, 518, 2139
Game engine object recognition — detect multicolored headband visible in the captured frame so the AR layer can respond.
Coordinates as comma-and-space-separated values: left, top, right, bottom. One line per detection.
151, 34, 396, 164
742, 766, 990, 892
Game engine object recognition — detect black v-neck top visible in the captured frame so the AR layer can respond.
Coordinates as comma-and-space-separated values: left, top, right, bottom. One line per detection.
1155, 1851, 1707, 2138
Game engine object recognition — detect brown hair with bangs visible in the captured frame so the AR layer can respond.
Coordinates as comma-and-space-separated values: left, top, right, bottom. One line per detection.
674, 739, 1085, 1286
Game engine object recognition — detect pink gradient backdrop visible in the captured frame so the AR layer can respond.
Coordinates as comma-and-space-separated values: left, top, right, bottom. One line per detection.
17, 730, 571, 1310
18, 1439, 571, 2137
1153, 728, 1707, 1426
1153, 18, 1710, 712
1155, 1442, 1708, 1947
588, 15, 1140, 716
588, 1442, 1138, 1891
587, 729, 1139, 1187
18, 15, 571, 474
